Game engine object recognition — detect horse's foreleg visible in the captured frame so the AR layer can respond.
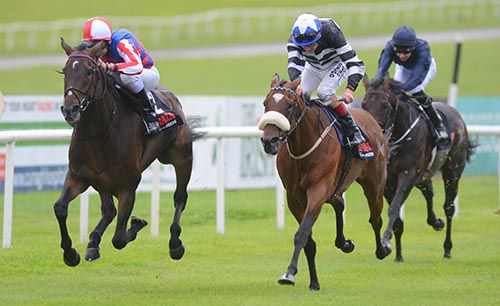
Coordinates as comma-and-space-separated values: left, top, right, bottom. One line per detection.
416, 180, 444, 231
85, 193, 116, 261
329, 195, 355, 253
112, 190, 147, 250
53, 173, 89, 266
383, 173, 415, 258
441, 159, 466, 259
168, 156, 193, 260
279, 188, 323, 288
303, 235, 319, 291
360, 177, 391, 260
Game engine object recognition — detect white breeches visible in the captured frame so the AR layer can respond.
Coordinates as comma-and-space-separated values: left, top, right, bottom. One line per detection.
300, 61, 348, 101
119, 66, 160, 94
394, 57, 437, 94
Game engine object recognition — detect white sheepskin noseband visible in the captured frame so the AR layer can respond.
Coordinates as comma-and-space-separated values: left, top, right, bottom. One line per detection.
257, 111, 291, 131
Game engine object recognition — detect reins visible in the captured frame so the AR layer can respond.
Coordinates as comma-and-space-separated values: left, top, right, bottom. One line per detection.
267, 87, 338, 160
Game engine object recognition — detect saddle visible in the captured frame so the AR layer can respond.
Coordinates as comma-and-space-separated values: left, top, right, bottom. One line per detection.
310, 99, 373, 160
407, 97, 453, 172
114, 84, 183, 135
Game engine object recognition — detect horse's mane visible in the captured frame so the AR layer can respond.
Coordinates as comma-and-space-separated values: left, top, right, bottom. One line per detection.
369, 77, 412, 102
75, 41, 94, 51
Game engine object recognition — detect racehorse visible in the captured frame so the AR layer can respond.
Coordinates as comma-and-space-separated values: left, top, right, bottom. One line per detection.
361, 75, 477, 261
55, 38, 201, 266
258, 74, 391, 290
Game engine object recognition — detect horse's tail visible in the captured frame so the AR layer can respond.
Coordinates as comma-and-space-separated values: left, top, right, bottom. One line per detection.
466, 137, 479, 163
186, 115, 206, 141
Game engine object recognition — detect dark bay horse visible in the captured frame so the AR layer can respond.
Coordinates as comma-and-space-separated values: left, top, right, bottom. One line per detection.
258, 74, 391, 290
361, 75, 477, 261
55, 38, 201, 266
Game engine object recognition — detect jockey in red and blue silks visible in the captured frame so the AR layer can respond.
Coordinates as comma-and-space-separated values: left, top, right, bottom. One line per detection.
83, 17, 162, 134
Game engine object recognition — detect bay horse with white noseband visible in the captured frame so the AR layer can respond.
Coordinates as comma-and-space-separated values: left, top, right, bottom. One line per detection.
55, 38, 202, 266
258, 74, 391, 290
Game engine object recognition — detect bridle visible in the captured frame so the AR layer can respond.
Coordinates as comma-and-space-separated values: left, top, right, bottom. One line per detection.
365, 88, 424, 148
267, 86, 307, 142
364, 89, 398, 136
63, 53, 107, 112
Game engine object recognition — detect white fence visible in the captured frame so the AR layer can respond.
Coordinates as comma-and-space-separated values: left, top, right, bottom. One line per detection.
0, 127, 286, 248
2, 125, 500, 248
1, 0, 499, 53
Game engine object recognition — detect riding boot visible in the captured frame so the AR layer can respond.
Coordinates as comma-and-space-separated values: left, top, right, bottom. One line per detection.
134, 89, 160, 135
337, 110, 374, 160
416, 95, 448, 143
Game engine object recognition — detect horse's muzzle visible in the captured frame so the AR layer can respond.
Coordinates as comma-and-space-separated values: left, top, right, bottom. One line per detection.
261, 137, 281, 155
61, 104, 81, 127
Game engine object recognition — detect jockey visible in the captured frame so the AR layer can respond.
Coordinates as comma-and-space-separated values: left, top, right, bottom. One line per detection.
287, 13, 373, 160
375, 26, 448, 143
82, 17, 162, 135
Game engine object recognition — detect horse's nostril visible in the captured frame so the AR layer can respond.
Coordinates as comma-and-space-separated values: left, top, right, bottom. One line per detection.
71, 104, 80, 112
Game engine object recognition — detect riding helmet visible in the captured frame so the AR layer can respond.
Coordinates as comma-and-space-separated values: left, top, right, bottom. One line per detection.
291, 13, 322, 47
392, 26, 417, 52
83, 17, 113, 41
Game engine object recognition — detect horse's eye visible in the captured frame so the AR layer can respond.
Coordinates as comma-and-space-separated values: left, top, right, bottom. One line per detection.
87, 69, 94, 77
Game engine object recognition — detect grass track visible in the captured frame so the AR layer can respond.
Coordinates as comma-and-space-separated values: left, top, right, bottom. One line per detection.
0, 176, 499, 305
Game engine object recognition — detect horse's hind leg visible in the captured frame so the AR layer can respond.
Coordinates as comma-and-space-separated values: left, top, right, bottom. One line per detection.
85, 193, 117, 261
328, 195, 355, 253
168, 154, 193, 260
416, 179, 444, 231
441, 156, 466, 259
54, 172, 89, 266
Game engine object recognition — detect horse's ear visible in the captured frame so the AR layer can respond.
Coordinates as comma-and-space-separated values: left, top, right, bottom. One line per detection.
383, 74, 391, 90
88, 40, 108, 58
271, 73, 280, 88
61, 37, 74, 56
290, 77, 300, 89
362, 74, 370, 90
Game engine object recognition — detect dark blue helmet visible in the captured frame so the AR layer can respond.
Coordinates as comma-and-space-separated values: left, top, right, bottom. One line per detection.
392, 26, 417, 52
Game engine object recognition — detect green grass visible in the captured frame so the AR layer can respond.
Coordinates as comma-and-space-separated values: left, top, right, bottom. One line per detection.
0, 176, 499, 305
1, 40, 500, 98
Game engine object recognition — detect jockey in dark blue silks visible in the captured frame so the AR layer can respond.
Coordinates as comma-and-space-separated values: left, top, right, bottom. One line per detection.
287, 13, 373, 160
375, 26, 448, 143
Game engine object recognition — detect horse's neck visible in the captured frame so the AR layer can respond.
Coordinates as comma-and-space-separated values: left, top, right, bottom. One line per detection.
392, 100, 421, 138
74, 92, 120, 139
286, 106, 325, 154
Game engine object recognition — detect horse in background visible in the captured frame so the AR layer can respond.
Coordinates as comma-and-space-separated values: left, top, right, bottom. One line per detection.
258, 74, 391, 290
55, 38, 202, 266
362, 75, 477, 261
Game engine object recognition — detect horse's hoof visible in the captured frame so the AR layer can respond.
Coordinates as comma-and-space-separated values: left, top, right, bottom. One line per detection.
309, 283, 320, 291
432, 218, 445, 231
443, 253, 452, 259
85, 247, 100, 261
278, 273, 295, 286
394, 255, 404, 263
131, 216, 148, 231
376, 244, 392, 260
63, 248, 81, 267
169, 243, 185, 260
341, 240, 355, 253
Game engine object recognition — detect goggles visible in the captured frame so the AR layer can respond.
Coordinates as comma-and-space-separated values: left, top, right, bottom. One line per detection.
293, 32, 319, 45
393, 46, 414, 54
